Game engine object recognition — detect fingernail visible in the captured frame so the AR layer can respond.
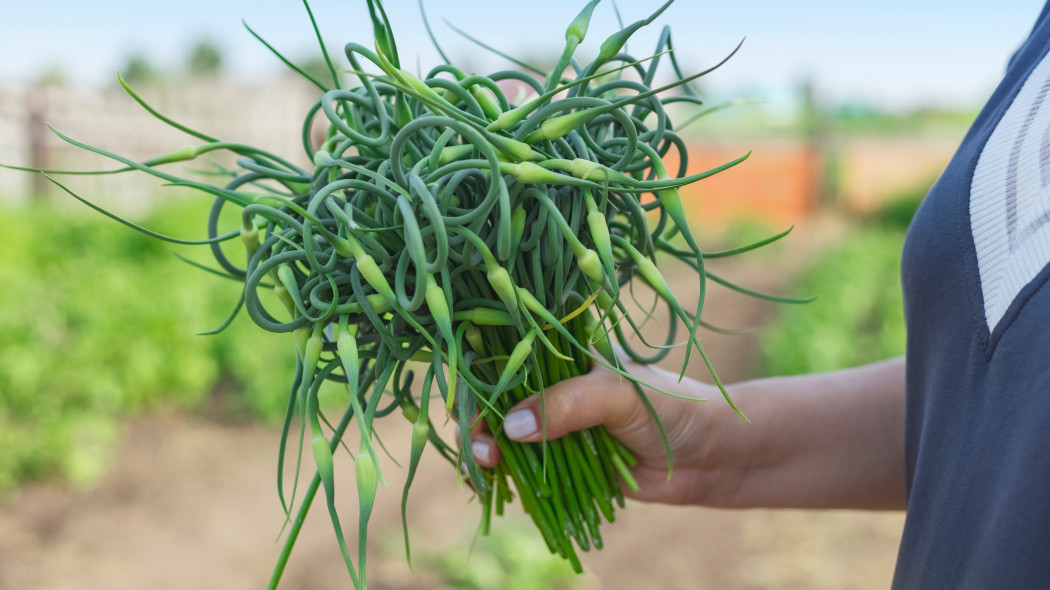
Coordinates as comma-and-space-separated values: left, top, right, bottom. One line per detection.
503, 409, 538, 440
471, 440, 491, 464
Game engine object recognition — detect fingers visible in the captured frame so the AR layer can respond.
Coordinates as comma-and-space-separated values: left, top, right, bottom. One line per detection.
500, 365, 642, 443
462, 351, 648, 465
468, 431, 500, 468
455, 422, 502, 468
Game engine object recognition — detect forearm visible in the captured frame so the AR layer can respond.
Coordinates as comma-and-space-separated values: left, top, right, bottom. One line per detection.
707, 357, 907, 510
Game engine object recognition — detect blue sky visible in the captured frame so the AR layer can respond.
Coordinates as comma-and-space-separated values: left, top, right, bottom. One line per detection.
1, 0, 1046, 111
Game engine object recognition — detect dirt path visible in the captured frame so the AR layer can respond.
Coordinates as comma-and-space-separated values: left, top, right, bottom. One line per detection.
0, 416, 904, 590
0, 217, 906, 589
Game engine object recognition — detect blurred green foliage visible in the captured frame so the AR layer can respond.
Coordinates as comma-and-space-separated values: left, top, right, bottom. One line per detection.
119, 54, 159, 86
760, 192, 923, 375
405, 526, 584, 590
0, 199, 299, 493
831, 103, 979, 137
188, 39, 223, 77
870, 187, 927, 231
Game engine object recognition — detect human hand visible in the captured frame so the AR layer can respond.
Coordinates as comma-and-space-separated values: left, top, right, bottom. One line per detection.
463, 351, 907, 510
463, 348, 756, 507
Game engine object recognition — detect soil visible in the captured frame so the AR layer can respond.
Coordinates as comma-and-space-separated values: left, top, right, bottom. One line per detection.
0, 216, 906, 589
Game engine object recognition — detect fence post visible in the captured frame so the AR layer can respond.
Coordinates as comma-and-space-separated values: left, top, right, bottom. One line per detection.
25, 84, 50, 201
800, 77, 839, 210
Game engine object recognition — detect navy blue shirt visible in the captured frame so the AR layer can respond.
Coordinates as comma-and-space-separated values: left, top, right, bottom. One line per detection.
895, 4, 1050, 588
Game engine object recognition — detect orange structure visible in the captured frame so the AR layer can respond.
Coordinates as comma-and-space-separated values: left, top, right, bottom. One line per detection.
663, 141, 821, 228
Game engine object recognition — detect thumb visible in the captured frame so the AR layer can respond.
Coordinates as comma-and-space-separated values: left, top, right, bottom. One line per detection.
500, 365, 643, 442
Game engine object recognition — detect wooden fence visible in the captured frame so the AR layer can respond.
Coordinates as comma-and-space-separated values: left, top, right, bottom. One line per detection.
0, 81, 319, 212
1, 82, 959, 223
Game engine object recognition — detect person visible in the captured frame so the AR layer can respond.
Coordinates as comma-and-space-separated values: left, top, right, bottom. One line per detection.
466, 4, 1050, 588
